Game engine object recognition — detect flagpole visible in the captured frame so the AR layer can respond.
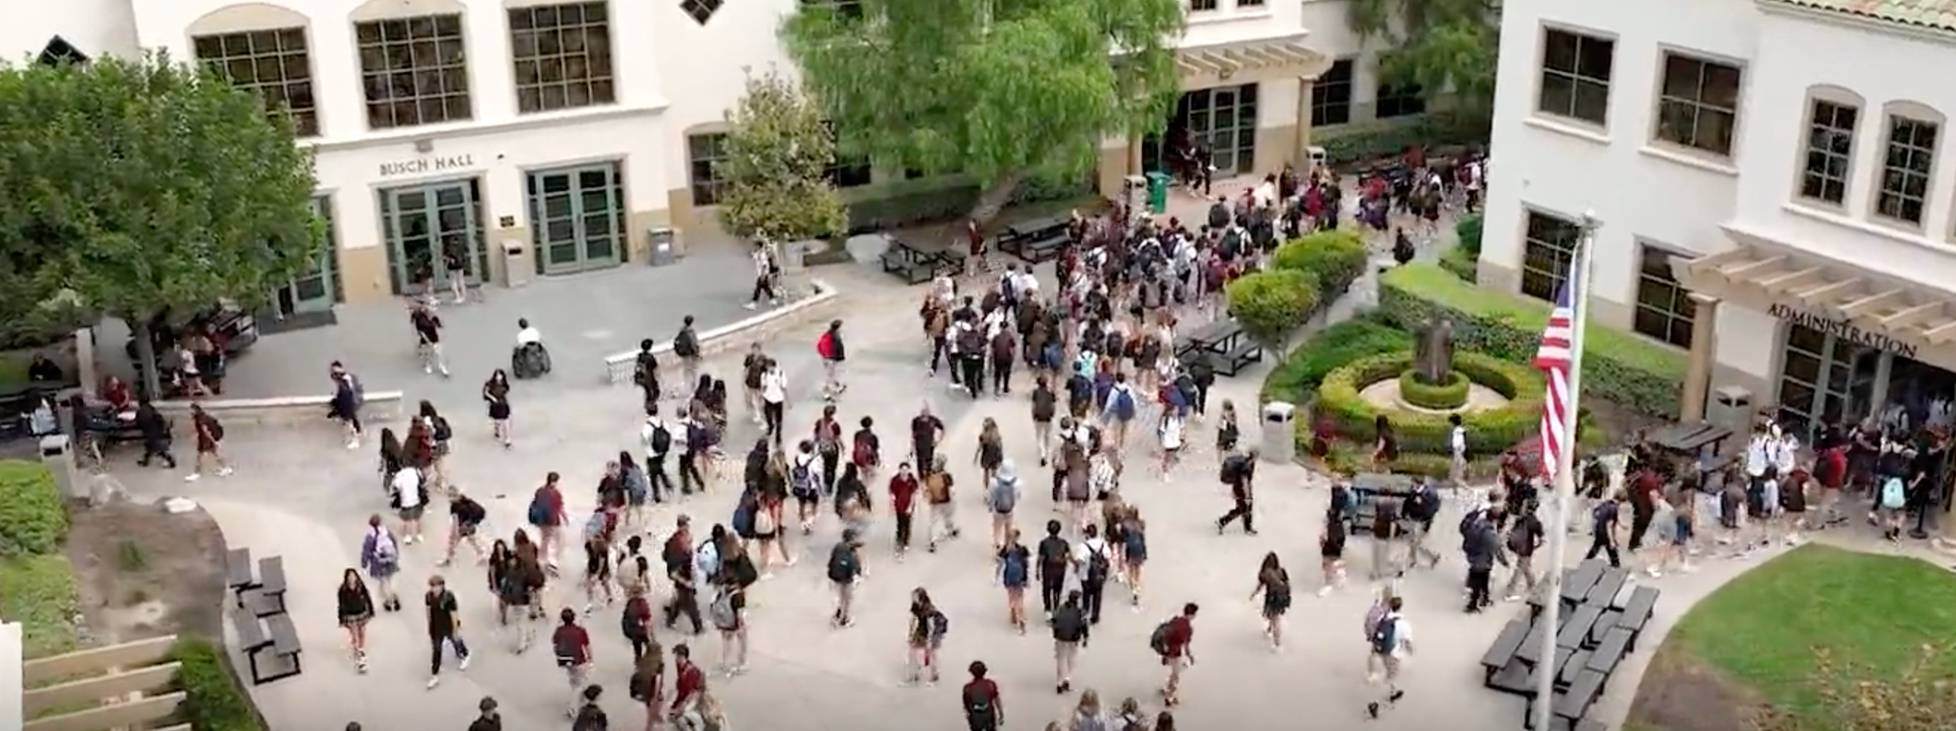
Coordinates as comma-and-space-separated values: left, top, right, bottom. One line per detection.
1531, 211, 1598, 731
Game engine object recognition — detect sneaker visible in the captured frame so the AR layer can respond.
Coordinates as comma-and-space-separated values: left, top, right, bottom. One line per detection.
218, 467, 235, 477
1646, 568, 1663, 578
1316, 586, 1333, 598
459, 654, 470, 671
1367, 702, 1380, 719
346, 440, 361, 450
425, 365, 434, 374
357, 658, 369, 674
426, 675, 440, 689
744, 302, 758, 310
1389, 690, 1405, 704
1503, 594, 1522, 602
184, 473, 201, 482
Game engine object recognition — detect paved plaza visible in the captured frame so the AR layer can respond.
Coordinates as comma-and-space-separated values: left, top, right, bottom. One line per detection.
90, 187, 1888, 730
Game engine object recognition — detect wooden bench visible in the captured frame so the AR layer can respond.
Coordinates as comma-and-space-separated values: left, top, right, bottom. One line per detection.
1480, 618, 1530, 685
1516, 618, 1554, 665
1557, 648, 1592, 690
226, 547, 259, 608
1586, 609, 1622, 648
232, 604, 302, 684
248, 556, 288, 617
1560, 560, 1605, 606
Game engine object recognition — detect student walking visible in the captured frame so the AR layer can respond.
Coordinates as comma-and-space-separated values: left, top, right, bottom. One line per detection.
710, 548, 752, 677
662, 521, 705, 635
961, 661, 1005, 731
1364, 594, 1412, 719
925, 455, 961, 551
529, 473, 567, 566
1587, 491, 1625, 568
1153, 603, 1198, 707
1121, 508, 1148, 608
631, 641, 665, 730
360, 514, 403, 612
911, 404, 945, 476
852, 416, 882, 484
134, 398, 176, 468
1032, 377, 1058, 467
483, 370, 513, 448
817, 319, 847, 400
674, 316, 702, 389
792, 441, 822, 534
890, 462, 920, 558
552, 608, 595, 718
747, 241, 780, 309
424, 575, 472, 688
999, 528, 1031, 633
668, 644, 708, 727
815, 405, 845, 494
1448, 414, 1468, 486
621, 574, 654, 662
410, 302, 451, 377
1037, 520, 1071, 619
1369, 500, 1402, 580
1401, 477, 1441, 569
572, 685, 607, 730
336, 569, 375, 673
1318, 510, 1347, 597
905, 588, 948, 686
975, 418, 1005, 489
185, 403, 233, 481
1502, 507, 1544, 601
1051, 590, 1090, 693
987, 460, 1022, 550
1249, 553, 1291, 651
1101, 373, 1139, 450
1215, 448, 1258, 535
331, 363, 364, 449
468, 697, 501, 731
440, 492, 488, 567
827, 528, 866, 627
633, 339, 661, 408
1462, 507, 1507, 613
1075, 525, 1113, 624
678, 410, 709, 496
760, 358, 787, 441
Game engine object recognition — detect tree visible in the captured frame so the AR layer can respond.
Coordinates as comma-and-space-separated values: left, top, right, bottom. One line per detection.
0, 54, 321, 396
1348, 0, 1500, 122
717, 70, 848, 242
784, 0, 1183, 225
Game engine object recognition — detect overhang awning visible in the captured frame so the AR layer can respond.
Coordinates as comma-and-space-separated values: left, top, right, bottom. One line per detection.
1176, 37, 1332, 88
1675, 230, 1956, 365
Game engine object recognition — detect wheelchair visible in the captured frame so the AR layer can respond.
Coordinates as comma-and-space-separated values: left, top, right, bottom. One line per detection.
512, 341, 552, 379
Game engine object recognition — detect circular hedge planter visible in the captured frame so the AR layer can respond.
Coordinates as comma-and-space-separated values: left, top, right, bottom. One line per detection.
1397, 369, 1469, 410
1313, 351, 1544, 456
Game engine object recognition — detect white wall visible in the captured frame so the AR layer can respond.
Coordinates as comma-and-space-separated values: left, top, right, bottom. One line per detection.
1182, 0, 1305, 48
0, 622, 19, 731
650, 0, 799, 194
0, 0, 138, 63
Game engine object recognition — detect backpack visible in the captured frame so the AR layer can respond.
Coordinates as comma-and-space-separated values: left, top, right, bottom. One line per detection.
432, 416, 452, 442
674, 329, 699, 358
853, 434, 875, 466
827, 546, 858, 582
628, 667, 652, 702
1370, 615, 1398, 655
1001, 548, 1028, 585
633, 353, 654, 387
1220, 454, 1246, 483
709, 592, 738, 630
348, 373, 366, 407
1043, 341, 1064, 370
1148, 620, 1174, 656
1882, 477, 1907, 510
649, 421, 672, 454
963, 682, 995, 721
1086, 543, 1111, 583
1112, 388, 1136, 421
958, 326, 984, 355
989, 478, 1018, 514
457, 498, 487, 526
583, 511, 607, 542
731, 500, 756, 537
816, 331, 837, 360
929, 610, 949, 640
1413, 486, 1440, 522
205, 416, 225, 441
572, 702, 608, 731
527, 492, 551, 526
790, 458, 817, 498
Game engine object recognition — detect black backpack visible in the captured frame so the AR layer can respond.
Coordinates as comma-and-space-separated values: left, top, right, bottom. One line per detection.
674, 329, 699, 358
963, 682, 995, 721
1148, 619, 1174, 656
827, 546, 858, 582
959, 326, 984, 355
572, 703, 608, 731
205, 416, 224, 441
1086, 543, 1111, 583
649, 422, 672, 454
1370, 615, 1398, 655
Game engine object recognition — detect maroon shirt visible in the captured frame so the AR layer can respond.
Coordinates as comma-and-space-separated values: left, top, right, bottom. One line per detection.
551, 623, 590, 664
1164, 615, 1194, 658
672, 661, 707, 713
890, 473, 919, 515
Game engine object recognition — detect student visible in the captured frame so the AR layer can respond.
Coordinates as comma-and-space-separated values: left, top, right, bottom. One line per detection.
1032, 376, 1058, 467
483, 370, 513, 448
1369, 499, 1402, 581
1401, 476, 1441, 569
975, 418, 1005, 489
423, 575, 471, 688
1157, 406, 1185, 476
710, 543, 752, 677
184, 403, 232, 481
925, 454, 961, 551
1502, 504, 1544, 601
1364, 595, 1413, 719
852, 416, 882, 483
1653, 492, 1697, 577
792, 440, 822, 533
1448, 414, 1468, 486
359, 514, 403, 612
631, 641, 665, 729
1462, 507, 1507, 613
571, 685, 607, 731
552, 608, 595, 718
905, 588, 948, 686
888, 462, 919, 558
987, 460, 1022, 551
1100, 372, 1139, 449
1586, 491, 1625, 568
410, 302, 450, 377
467, 697, 501, 731
529, 472, 566, 564
1155, 603, 1198, 707
1215, 448, 1258, 535
998, 529, 1032, 633
910, 404, 945, 475
1074, 525, 1113, 624
1036, 520, 1071, 619
817, 319, 847, 400
440, 491, 488, 567
1318, 509, 1347, 597
1249, 552, 1292, 651
674, 315, 702, 389
336, 569, 375, 673
814, 405, 845, 495
134, 398, 176, 469
828, 528, 866, 628
641, 406, 676, 504
632, 339, 661, 408
330, 362, 364, 449
961, 661, 1004, 731
621, 570, 654, 661
1121, 507, 1148, 608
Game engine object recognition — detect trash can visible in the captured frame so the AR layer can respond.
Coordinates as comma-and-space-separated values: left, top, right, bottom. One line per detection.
648, 228, 678, 266
1306, 145, 1328, 177
1706, 386, 1756, 454
500, 239, 533, 289
40, 434, 75, 500
1145, 172, 1170, 214
1261, 401, 1296, 464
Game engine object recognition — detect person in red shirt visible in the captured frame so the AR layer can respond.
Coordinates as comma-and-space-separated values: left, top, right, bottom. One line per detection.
1160, 602, 1198, 706
890, 462, 920, 558
669, 643, 708, 723
550, 608, 592, 719
1816, 443, 1849, 527
960, 660, 1003, 731
531, 473, 567, 568
1626, 468, 1664, 551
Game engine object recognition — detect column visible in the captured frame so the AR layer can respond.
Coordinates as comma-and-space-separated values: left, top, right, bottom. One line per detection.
1295, 77, 1315, 168
1680, 293, 1720, 422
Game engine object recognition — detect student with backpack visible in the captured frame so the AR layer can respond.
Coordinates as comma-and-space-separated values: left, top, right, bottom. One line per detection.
987, 460, 1022, 551
391, 465, 429, 545
1152, 603, 1198, 707
440, 492, 488, 567
1032, 376, 1059, 467
711, 541, 754, 677
528, 472, 567, 567
792, 440, 822, 534
1586, 490, 1625, 568
1051, 590, 1090, 693
1075, 524, 1114, 624
1502, 506, 1544, 601
828, 528, 866, 627
1402, 476, 1442, 569
1363, 594, 1412, 719
552, 608, 594, 719
890, 462, 920, 559
998, 528, 1032, 633
674, 315, 702, 390
961, 661, 1005, 731
814, 405, 845, 494
911, 404, 946, 477
925, 454, 961, 551
853, 416, 882, 483
641, 406, 677, 504
423, 575, 471, 688
1101, 373, 1139, 450
1249, 552, 1292, 651
1215, 448, 1259, 535
905, 588, 949, 686
760, 356, 787, 442
632, 339, 661, 409
678, 408, 710, 496
817, 319, 847, 400
185, 403, 233, 482
1036, 520, 1071, 619
1462, 506, 1507, 613
571, 685, 606, 731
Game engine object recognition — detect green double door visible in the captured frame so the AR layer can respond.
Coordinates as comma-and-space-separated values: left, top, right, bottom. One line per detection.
381, 179, 487, 295
529, 162, 626, 275
272, 195, 343, 316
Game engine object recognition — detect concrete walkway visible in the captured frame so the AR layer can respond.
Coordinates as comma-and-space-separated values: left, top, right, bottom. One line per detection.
89, 188, 1915, 731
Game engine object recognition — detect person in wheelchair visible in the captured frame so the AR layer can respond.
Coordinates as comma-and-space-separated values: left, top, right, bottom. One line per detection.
511, 318, 552, 379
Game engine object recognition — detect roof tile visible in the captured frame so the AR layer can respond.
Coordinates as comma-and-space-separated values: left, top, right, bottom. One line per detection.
1774, 0, 1956, 32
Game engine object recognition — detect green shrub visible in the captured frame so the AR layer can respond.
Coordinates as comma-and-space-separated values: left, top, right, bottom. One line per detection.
1318, 111, 1492, 167
0, 553, 79, 658
1399, 368, 1469, 410
1272, 230, 1368, 304
843, 184, 980, 234
1313, 351, 1544, 456
1439, 244, 1478, 283
1378, 263, 1687, 418
172, 637, 266, 731
1261, 316, 1413, 405
0, 461, 67, 557
1455, 214, 1484, 256
1227, 270, 1319, 346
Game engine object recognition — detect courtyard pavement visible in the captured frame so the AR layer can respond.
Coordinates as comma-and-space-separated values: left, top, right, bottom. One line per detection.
86, 182, 1920, 730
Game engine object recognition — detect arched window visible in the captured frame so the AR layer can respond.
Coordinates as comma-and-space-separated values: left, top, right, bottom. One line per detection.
1792, 85, 1862, 207
1872, 100, 1944, 226
349, 0, 472, 129
188, 4, 318, 137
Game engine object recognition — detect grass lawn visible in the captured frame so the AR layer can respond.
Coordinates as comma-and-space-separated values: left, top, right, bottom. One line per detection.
1664, 544, 1956, 726
0, 552, 81, 658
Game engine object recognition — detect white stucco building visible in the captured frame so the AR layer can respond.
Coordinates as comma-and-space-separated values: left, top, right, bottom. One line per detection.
6, 0, 1426, 310
1482, 0, 1956, 435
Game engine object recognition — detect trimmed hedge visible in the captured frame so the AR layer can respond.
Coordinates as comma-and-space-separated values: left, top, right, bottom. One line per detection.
0, 461, 67, 557
173, 637, 267, 731
1272, 230, 1368, 304
1439, 244, 1478, 282
1226, 270, 1319, 346
1319, 111, 1492, 167
1315, 351, 1544, 456
1399, 369, 1469, 410
1378, 263, 1687, 418
0, 553, 79, 658
1456, 214, 1484, 256
1261, 316, 1413, 405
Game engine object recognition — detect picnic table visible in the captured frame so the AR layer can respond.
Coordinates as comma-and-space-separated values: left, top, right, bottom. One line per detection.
1347, 473, 1416, 534
1647, 421, 1734, 457
998, 215, 1071, 263
878, 237, 963, 285
1490, 558, 1660, 730
1174, 319, 1262, 377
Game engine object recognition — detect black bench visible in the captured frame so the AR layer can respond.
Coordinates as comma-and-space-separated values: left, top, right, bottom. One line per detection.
1586, 626, 1633, 677
879, 240, 939, 284
227, 547, 259, 608
1521, 668, 1604, 730
1213, 340, 1263, 377
1584, 568, 1628, 607
1586, 609, 1621, 648
1015, 232, 1068, 263
1560, 561, 1605, 606
1555, 605, 1602, 650
1616, 586, 1658, 649
248, 556, 289, 617
1557, 648, 1592, 690
1347, 475, 1414, 534
232, 604, 302, 684
1480, 618, 1530, 685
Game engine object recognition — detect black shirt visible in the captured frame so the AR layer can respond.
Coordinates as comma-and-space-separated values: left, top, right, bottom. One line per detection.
911, 414, 943, 449
1037, 536, 1070, 580
426, 589, 459, 637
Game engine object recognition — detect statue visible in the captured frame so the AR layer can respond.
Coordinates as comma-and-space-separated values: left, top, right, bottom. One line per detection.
1415, 315, 1455, 385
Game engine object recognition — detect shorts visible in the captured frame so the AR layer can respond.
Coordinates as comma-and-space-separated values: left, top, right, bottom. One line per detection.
564, 662, 590, 689
399, 505, 425, 521
1367, 652, 1401, 683
795, 491, 818, 509
1673, 518, 1693, 545
339, 612, 372, 628
628, 490, 648, 507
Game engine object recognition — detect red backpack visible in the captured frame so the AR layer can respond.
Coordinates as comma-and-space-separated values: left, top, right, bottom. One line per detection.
816, 331, 836, 360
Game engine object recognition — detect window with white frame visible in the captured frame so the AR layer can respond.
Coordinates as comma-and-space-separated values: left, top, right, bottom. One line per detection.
509, 2, 615, 114
1521, 211, 1581, 301
1875, 114, 1937, 224
1311, 59, 1353, 127
1799, 99, 1857, 205
689, 132, 728, 205
1654, 52, 1741, 156
354, 14, 470, 129
193, 28, 319, 137
1634, 245, 1695, 348
1537, 28, 1612, 126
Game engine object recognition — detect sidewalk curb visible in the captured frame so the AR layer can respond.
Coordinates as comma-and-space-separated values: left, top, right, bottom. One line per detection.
600, 278, 841, 385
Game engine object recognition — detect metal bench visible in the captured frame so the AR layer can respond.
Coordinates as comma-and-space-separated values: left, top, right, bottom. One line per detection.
226, 547, 259, 608
1586, 609, 1622, 648
232, 604, 302, 685
1480, 618, 1530, 685
1616, 586, 1658, 649
1518, 668, 1602, 730
248, 556, 288, 617
1586, 626, 1633, 677
1560, 560, 1605, 607
879, 240, 938, 284
1555, 605, 1602, 650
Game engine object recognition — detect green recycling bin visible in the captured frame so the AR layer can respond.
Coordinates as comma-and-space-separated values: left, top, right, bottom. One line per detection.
1146, 172, 1170, 214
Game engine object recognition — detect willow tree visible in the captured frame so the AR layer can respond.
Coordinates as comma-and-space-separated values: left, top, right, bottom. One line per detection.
785, 0, 1184, 224
718, 70, 848, 242
0, 54, 321, 396
1349, 0, 1500, 122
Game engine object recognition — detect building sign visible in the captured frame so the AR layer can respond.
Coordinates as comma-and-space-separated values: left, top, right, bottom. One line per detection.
379, 154, 475, 177
1769, 302, 1919, 358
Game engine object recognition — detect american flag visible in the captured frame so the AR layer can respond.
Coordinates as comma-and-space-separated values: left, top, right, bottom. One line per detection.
1533, 272, 1580, 479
